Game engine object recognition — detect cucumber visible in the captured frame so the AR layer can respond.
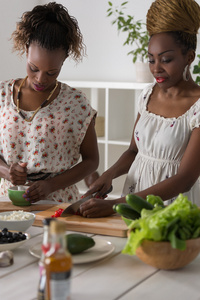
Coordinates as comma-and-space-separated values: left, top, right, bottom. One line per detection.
114, 203, 140, 220
66, 233, 95, 254
125, 194, 154, 213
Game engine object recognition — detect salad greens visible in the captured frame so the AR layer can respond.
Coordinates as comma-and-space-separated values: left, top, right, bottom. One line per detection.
122, 194, 200, 255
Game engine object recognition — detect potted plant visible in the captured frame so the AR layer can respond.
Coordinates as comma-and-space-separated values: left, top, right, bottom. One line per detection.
192, 54, 200, 85
107, 1, 153, 82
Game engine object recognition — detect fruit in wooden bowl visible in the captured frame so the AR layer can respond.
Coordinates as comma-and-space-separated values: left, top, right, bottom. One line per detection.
7, 186, 30, 206
135, 238, 200, 270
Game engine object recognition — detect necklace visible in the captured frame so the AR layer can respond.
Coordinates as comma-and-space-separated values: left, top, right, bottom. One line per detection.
16, 76, 58, 122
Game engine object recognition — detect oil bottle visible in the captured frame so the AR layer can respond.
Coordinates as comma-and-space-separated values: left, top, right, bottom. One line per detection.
37, 218, 56, 300
44, 220, 72, 300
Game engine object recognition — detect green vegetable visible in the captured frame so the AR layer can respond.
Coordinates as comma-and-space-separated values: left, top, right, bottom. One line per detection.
66, 233, 95, 254
114, 203, 140, 220
126, 194, 154, 213
122, 194, 200, 255
146, 194, 164, 207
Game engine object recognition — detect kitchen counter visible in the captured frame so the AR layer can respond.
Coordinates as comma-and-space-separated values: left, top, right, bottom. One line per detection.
0, 204, 200, 299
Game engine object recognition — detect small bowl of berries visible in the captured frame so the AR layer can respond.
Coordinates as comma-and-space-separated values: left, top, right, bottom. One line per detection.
0, 228, 30, 251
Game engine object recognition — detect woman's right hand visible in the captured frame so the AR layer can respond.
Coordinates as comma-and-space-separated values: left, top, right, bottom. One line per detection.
83, 171, 113, 198
9, 162, 28, 186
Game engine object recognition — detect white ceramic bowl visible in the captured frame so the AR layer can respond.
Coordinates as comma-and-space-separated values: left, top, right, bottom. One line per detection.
0, 211, 35, 232
0, 232, 30, 251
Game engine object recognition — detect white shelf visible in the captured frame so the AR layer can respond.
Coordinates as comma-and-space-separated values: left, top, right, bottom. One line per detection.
60, 80, 150, 197
60, 80, 150, 90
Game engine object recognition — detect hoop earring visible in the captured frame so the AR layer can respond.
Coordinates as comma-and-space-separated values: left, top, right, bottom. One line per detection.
183, 65, 190, 81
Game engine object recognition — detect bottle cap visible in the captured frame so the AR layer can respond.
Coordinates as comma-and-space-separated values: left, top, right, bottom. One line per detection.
50, 220, 66, 234
43, 218, 56, 226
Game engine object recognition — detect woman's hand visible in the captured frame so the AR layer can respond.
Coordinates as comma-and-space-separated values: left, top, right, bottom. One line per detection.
83, 171, 113, 199
9, 162, 27, 185
79, 198, 115, 218
23, 180, 52, 203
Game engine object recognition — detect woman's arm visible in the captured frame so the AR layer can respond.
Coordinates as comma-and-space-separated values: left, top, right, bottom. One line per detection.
0, 158, 10, 181
83, 114, 140, 198
0, 158, 27, 185
25, 119, 99, 202
80, 125, 200, 217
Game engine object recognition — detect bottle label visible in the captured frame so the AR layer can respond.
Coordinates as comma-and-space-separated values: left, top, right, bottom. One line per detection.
50, 271, 71, 300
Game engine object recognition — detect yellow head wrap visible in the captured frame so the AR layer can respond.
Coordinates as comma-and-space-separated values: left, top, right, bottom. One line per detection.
146, 0, 200, 36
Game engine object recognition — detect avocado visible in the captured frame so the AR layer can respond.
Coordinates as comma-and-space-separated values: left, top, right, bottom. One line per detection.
66, 233, 95, 255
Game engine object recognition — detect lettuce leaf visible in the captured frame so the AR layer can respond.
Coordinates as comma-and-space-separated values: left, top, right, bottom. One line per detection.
122, 194, 200, 255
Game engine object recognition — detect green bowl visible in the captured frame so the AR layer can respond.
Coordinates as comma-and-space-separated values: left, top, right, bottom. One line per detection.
7, 186, 31, 206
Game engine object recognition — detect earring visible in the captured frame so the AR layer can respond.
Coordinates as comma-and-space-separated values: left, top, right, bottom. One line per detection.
183, 65, 190, 81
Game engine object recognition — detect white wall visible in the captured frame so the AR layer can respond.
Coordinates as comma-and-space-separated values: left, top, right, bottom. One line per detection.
0, 0, 39, 81
0, 0, 200, 82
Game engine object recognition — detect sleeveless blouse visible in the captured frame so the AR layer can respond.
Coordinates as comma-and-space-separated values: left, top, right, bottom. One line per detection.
122, 83, 200, 205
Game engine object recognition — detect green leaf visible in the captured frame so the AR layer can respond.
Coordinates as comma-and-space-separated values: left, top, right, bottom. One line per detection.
193, 65, 200, 74
108, 1, 113, 6
168, 226, 186, 251
107, 11, 113, 17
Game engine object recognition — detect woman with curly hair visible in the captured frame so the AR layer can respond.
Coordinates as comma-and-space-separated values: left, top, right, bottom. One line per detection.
80, 0, 200, 217
0, 2, 99, 203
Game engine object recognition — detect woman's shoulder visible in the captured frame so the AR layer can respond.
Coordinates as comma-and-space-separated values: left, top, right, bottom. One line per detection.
138, 82, 155, 112
0, 79, 15, 89
60, 81, 89, 103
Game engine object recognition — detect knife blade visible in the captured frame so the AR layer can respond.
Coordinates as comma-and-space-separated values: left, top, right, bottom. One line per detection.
61, 186, 113, 217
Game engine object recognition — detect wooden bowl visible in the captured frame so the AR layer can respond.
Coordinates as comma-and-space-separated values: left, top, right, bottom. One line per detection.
135, 238, 200, 270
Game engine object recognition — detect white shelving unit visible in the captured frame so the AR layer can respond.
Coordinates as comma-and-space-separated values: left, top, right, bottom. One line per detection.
61, 80, 151, 198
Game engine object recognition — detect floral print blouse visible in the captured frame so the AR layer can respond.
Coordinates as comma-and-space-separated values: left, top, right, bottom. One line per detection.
0, 79, 96, 203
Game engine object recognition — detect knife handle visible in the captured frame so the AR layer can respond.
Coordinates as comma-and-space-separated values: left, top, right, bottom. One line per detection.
97, 185, 113, 198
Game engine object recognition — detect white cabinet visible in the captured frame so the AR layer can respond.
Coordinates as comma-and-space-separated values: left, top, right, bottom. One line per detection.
61, 80, 150, 198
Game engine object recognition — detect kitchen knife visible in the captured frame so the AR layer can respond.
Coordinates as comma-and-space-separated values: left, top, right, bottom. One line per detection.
61, 186, 113, 217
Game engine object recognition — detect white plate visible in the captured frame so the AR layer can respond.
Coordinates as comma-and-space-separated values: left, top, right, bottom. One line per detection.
0, 232, 30, 251
29, 237, 115, 264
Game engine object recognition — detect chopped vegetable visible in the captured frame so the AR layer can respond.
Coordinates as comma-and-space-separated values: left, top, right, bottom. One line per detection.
122, 194, 200, 255
51, 208, 64, 218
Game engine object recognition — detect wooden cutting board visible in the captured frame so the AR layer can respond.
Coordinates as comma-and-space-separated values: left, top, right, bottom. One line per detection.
0, 201, 56, 212
34, 204, 128, 238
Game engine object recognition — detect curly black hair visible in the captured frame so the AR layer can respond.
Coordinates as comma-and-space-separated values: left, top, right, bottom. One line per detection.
11, 2, 85, 62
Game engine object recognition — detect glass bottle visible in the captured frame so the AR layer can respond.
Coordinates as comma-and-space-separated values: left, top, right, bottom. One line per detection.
44, 220, 72, 300
37, 218, 56, 300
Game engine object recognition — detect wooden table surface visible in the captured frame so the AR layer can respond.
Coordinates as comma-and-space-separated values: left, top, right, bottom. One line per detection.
0, 200, 200, 300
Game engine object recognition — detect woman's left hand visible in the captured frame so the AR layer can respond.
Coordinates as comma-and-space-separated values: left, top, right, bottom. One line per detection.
23, 180, 52, 203
79, 198, 115, 218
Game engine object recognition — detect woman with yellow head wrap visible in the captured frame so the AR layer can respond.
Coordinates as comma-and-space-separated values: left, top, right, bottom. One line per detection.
80, 0, 200, 218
